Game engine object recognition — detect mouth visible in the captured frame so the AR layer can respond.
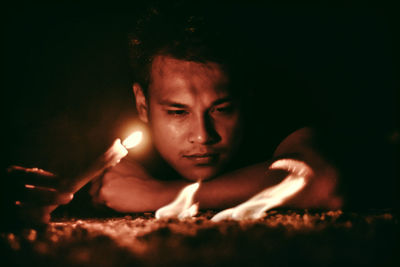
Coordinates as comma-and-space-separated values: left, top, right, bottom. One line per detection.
182, 153, 219, 165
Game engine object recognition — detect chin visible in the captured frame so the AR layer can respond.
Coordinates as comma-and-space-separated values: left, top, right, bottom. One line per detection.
180, 166, 220, 182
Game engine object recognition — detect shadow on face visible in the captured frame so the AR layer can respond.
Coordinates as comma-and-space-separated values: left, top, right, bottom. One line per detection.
134, 55, 244, 181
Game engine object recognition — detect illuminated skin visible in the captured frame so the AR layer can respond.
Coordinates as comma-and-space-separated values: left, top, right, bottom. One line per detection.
90, 55, 343, 213
4, 57, 343, 223
134, 55, 242, 181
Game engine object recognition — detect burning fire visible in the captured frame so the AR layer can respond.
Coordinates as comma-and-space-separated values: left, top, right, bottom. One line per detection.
154, 159, 312, 222
64, 130, 144, 194
122, 131, 143, 149
211, 159, 312, 222
103, 131, 143, 168
155, 182, 200, 219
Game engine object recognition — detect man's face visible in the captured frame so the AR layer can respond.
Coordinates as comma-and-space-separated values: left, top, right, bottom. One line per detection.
141, 55, 243, 181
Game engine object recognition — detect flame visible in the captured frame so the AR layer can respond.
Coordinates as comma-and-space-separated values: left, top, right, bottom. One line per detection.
155, 182, 200, 219
122, 131, 143, 149
211, 159, 312, 222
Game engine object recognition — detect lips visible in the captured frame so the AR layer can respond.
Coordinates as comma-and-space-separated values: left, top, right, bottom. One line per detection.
183, 153, 219, 165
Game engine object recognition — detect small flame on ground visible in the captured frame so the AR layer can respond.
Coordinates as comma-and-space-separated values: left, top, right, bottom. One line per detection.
155, 182, 200, 220
122, 131, 143, 149
211, 159, 313, 222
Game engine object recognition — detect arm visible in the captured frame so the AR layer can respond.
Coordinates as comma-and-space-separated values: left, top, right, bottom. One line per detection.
91, 159, 287, 212
92, 127, 342, 213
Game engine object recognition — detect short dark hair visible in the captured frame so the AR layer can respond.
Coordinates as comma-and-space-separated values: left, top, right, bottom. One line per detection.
128, 2, 245, 97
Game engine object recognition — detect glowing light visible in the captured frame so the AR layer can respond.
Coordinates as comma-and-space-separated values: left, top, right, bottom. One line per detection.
122, 131, 143, 149
66, 138, 128, 193
64, 131, 143, 194
104, 139, 128, 167
155, 182, 200, 219
211, 159, 312, 222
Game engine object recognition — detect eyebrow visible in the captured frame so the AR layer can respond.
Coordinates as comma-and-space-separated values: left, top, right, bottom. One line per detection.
212, 97, 233, 106
159, 97, 233, 108
158, 101, 189, 108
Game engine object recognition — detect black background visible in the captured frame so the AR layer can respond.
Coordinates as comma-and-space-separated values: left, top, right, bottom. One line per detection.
2, 2, 398, 209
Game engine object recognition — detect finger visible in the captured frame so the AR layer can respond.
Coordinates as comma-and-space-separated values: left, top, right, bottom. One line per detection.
14, 204, 58, 224
15, 185, 73, 205
6, 165, 59, 188
89, 176, 103, 198
7, 165, 55, 177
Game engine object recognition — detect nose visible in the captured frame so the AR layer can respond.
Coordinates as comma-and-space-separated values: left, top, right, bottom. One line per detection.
188, 113, 220, 145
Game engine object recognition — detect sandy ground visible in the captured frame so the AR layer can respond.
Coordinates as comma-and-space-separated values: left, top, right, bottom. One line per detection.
1, 209, 398, 266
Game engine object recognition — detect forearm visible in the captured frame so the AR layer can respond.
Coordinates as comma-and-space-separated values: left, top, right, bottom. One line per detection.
95, 126, 343, 213
94, 160, 285, 213
96, 158, 340, 214
93, 173, 186, 213
195, 163, 287, 209
155, 159, 340, 211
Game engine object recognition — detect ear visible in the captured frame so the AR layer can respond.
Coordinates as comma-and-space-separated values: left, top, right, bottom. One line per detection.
133, 83, 149, 123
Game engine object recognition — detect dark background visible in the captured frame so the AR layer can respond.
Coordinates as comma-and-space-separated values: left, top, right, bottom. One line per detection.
2, 2, 398, 209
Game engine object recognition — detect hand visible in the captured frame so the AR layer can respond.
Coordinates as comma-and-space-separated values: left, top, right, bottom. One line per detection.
90, 159, 174, 213
1, 166, 73, 228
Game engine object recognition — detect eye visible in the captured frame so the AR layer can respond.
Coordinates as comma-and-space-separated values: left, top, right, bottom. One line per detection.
166, 110, 189, 116
212, 104, 235, 115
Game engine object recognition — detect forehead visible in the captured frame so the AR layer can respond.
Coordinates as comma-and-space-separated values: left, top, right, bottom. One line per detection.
148, 55, 230, 102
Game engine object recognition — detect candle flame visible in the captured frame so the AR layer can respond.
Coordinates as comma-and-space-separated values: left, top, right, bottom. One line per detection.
155, 182, 200, 219
122, 131, 143, 149
211, 159, 312, 222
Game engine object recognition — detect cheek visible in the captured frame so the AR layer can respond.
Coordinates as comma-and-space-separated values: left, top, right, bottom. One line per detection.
215, 115, 242, 143
150, 113, 187, 151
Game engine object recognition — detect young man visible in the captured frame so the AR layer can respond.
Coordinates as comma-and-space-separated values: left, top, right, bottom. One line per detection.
89, 52, 343, 213
3, 6, 343, 226
88, 7, 343, 212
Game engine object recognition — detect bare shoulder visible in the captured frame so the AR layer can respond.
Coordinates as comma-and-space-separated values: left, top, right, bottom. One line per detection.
273, 127, 316, 157
273, 127, 343, 209
273, 127, 334, 173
